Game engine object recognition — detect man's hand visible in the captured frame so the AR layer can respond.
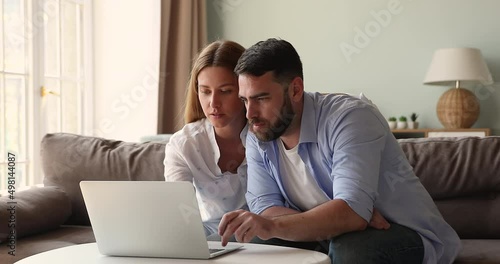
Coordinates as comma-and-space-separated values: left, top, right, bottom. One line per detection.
218, 209, 276, 246
369, 208, 390, 230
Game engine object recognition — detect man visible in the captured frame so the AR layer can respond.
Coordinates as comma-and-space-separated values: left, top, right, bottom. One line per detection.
218, 38, 460, 263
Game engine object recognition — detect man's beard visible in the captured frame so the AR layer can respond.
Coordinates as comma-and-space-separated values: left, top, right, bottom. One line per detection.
249, 95, 295, 142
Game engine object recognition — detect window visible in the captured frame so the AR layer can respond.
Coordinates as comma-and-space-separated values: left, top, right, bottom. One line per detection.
0, 0, 92, 190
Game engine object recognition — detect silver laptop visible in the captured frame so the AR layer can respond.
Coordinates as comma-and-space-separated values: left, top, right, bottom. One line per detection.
80, 181, 243, 259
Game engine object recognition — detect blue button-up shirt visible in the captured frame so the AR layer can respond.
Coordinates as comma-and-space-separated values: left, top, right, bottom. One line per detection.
245, 92, 460, 264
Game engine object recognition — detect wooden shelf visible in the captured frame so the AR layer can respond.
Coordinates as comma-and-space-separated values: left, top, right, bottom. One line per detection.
391, 129, 429, 133
391, 128, 490, 138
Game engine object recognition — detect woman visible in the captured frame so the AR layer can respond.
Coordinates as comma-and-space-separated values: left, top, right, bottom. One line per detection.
164, 40, 247, 236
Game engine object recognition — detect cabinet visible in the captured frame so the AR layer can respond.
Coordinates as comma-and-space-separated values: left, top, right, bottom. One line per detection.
392, 128, 490, 139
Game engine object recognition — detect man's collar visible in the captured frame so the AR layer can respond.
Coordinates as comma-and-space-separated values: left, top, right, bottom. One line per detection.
298, 92, 318, 144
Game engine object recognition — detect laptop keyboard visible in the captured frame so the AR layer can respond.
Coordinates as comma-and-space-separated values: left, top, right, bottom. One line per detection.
209, 248, 225, 254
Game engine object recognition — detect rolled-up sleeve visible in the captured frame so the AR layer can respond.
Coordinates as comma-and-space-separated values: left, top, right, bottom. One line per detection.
245, 134, 286, 214
330, 107, 387, 222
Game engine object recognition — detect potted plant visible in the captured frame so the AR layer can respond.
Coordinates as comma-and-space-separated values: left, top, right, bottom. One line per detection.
387, 117, 397, 129
408, 113, 419, 129
397, 116, 407, 129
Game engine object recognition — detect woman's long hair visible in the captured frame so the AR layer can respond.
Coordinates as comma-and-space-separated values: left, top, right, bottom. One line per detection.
184, 40, 245, 123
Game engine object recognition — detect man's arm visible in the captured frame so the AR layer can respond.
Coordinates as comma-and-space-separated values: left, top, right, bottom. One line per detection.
260, 206, 300, 218
219, 200, 390, 245
270, 199, 368, 240
244, 134, 288, 214
261, 205, 389, 230
219, 199, 367, 245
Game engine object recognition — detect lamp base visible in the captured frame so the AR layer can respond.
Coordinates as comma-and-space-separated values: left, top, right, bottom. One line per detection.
436, 88, 479, 129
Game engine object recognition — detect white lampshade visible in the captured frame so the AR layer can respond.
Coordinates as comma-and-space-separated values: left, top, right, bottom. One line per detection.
423, 48, 493, 86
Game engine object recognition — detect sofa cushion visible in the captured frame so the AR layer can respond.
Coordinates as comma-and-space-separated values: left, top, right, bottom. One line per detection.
398, 137, 500, 200
0, 186, 71, 243
41, 133, 167, 225
455, 239, 500, 263
435, 194, 500, 239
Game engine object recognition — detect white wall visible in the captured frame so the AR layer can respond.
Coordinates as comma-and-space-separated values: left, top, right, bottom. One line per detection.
207, 0, 500, 135
93, 0, 160, 142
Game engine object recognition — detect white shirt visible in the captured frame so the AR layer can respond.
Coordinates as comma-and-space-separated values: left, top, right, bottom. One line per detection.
277, 139, 329, 211
164, 119, 248, 235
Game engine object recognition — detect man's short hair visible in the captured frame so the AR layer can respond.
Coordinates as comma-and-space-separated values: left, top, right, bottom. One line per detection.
235, 38, 303, 86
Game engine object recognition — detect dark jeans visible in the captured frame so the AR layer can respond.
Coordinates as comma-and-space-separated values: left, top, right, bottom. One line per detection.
248, 223, 424, 264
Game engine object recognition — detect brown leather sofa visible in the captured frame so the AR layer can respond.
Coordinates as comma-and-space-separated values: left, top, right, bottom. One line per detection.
0, 133, 499, 263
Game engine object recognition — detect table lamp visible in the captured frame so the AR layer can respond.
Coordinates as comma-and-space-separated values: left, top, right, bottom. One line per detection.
423, 47, 493, 128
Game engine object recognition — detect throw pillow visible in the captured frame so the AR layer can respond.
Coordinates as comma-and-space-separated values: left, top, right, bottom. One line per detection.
0, 186, 72, 243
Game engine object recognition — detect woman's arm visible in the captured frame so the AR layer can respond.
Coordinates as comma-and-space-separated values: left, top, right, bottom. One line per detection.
163, 137, 194, 182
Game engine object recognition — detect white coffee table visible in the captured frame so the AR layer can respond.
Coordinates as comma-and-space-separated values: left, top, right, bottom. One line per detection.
15, 242, 331, 264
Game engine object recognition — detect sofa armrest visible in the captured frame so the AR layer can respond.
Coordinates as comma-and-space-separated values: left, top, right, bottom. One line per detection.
0, 186, 72, 243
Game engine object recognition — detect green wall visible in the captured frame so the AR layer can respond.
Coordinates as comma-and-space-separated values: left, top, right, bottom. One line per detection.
207, 0, 500, 134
